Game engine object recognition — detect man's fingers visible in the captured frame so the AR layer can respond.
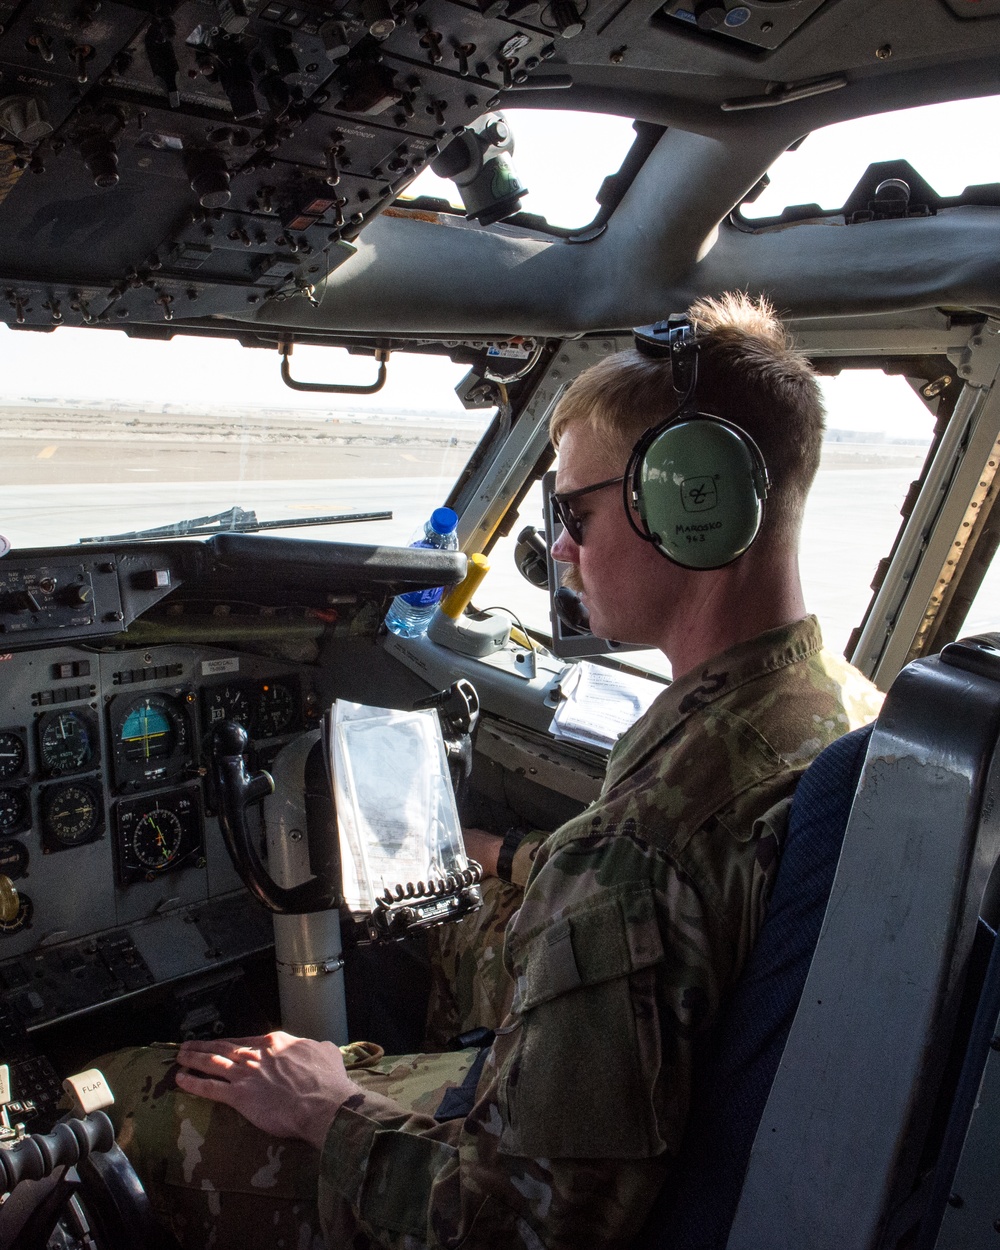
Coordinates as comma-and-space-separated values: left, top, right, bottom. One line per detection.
179, 1038, 241, 1055
176, 1048, 237, 1075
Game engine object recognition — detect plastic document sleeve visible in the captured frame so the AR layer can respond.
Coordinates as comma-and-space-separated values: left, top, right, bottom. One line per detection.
330, 700, 469, 917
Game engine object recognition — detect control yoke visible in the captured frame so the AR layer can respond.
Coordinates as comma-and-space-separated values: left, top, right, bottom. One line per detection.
212, 721, 340, 916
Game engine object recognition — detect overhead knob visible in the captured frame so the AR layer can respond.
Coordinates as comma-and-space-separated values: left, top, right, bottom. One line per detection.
0, 95, 53, 144
550, 0, 584, 37
78, 131, 119, 188
186, 149, 232, 208
320, 19, 351, 59
360, 0, 396, 39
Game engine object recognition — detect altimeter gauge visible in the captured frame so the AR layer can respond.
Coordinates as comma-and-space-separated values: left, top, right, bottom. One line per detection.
41, 780, 104, 850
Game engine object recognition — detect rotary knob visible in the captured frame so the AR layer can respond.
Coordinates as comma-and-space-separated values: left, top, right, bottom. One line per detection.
68, 583, 93, 607
0, 874, 18, 924
0, 874, 30, 933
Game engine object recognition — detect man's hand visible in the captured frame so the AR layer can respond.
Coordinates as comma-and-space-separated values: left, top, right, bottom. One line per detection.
463, 826, 503, 878
175, 1031, 356, 1151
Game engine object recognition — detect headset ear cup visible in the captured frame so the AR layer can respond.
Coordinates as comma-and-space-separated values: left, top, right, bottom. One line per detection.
634, 418, 765, 570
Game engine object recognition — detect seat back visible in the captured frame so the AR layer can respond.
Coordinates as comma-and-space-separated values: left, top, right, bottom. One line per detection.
727, 635, 1000, 1250
636, 723, 875, 1250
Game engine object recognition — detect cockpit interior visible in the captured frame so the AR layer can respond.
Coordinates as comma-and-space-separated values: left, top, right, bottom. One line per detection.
2, 0, 1000, 1245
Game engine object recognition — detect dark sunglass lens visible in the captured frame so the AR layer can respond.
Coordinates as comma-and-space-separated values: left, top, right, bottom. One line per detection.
556, 499, 582, 545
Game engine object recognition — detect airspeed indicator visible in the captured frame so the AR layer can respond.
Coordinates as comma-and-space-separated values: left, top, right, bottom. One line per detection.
37, 710, 98, 776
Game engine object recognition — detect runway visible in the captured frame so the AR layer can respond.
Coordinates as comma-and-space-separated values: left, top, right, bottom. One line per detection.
2, 406, 991, 673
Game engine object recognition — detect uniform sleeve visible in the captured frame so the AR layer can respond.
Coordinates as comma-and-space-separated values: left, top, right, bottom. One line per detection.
317, 830, 736, 1250
510, 827, 549, 888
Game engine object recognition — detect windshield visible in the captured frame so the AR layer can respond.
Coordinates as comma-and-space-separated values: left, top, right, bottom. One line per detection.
741, 93, 1000, 221
0, 327, 492, 552
1, 328, 939, 676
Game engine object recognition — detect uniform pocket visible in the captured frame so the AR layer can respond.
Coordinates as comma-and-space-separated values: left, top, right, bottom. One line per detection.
497, 885, 666, 1160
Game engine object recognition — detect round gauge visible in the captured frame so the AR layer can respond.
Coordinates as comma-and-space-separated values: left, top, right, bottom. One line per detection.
256, 681, 296, 737
38, 710, 95, 775
0, 840, 29, 880
42, 781, 103, 847
0, 787, 28, 834
110, 692, 191, 790
0, 731, 26, 781
130, 808, 183, 870
115, 786, 204, 884
119, 698, 178, 762
203, 685, 252, 733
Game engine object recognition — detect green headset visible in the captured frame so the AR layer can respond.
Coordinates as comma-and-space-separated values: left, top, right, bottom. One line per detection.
626, 316, 770, 570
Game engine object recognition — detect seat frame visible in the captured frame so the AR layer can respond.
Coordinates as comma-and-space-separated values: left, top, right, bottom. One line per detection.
728, 636, 1000, 1250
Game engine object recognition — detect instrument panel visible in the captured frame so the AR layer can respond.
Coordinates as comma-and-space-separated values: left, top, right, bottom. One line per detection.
0, 639, 318, 1028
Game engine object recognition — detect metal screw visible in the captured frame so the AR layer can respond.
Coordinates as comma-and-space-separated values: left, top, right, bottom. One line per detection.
948, 1193, 964, 1209
876, 44, 891, 59
609, 45, 626, 64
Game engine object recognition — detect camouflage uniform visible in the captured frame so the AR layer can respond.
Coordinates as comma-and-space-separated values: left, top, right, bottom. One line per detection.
425, 615, 882, 1046
102, 617, 881, 1250
320, 617, 882, 1248
97, 1040, 480, 1249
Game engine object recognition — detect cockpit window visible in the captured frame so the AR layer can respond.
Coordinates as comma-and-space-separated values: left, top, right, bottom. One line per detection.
740, 94, 1000, 221
486, 369, 936, 674
0, 328, 491, 552
400, 109, 639, 230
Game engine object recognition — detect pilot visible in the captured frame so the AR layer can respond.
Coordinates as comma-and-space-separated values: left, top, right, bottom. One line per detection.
100, 292, 882, 1249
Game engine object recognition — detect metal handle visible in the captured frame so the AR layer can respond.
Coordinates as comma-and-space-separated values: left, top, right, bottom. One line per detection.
212, 721, 341, 914
279, 342, 388, 394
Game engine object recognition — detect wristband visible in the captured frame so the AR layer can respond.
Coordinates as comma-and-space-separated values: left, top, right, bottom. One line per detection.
496, 825, 528, 883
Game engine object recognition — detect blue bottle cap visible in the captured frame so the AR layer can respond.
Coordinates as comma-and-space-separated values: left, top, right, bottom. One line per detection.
429, 507, 458, 535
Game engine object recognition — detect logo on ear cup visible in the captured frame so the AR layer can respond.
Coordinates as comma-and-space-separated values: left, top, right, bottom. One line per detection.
627, 416, 768, 570
680, 476, 718, 512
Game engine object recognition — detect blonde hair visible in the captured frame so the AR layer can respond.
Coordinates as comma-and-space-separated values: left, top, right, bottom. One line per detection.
549, 293, 824, 544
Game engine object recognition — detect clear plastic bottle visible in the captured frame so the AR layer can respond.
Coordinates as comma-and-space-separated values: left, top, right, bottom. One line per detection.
384, 507, 460, 638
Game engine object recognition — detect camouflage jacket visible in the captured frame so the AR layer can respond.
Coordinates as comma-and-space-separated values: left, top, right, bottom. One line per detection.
319, 617, 883, 1249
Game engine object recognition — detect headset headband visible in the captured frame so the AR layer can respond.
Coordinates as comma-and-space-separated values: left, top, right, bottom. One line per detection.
634, 316, 699, 406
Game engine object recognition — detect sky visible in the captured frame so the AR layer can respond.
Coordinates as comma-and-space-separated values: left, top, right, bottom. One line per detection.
0, 93, 993, 437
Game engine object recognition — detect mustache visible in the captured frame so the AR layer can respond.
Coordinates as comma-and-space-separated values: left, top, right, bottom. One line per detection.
561, 564, 584, 594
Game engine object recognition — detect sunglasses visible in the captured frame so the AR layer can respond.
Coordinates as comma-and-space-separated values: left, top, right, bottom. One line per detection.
551, 476, 625, 546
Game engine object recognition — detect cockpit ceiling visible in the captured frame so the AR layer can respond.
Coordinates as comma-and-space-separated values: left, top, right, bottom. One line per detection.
0, 0, 999, 342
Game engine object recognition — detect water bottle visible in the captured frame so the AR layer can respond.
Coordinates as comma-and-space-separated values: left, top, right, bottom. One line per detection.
385, 507, 460, 638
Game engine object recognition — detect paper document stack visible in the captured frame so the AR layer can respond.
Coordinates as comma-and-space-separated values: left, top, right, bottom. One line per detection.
550, 662, 664, 751
328, 700, 469, 917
